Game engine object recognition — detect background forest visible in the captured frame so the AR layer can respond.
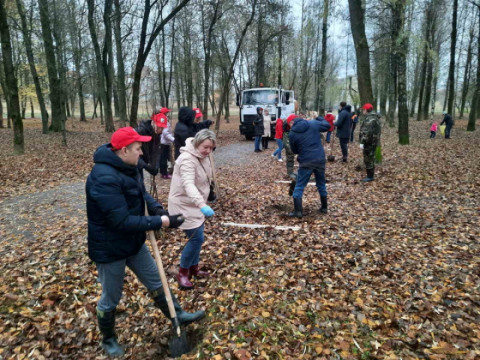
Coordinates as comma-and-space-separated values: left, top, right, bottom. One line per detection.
0, 0, 476, 153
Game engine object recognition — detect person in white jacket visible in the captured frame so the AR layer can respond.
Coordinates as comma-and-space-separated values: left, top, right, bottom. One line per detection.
168, 129, 216, 289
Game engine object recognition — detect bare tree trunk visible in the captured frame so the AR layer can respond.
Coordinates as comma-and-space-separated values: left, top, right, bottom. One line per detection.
215, 0, 257, 132
202, 0, 221, 119
409, 49, 421, 117
129, 0, 191, 126
113, 0, 127, 125
38, 0, 64, 133
460, 25, 474, 119
467, 5, 480, 132
348, 0, 373, 104
0, 95, 3, 128
102, 0, 115, 131
392, 0, 409, 144
0, 0, 23, 153
317, 0, 329, 115
447, 0, 458, 115
16, 0, 48, 132
87, 0, 112, 131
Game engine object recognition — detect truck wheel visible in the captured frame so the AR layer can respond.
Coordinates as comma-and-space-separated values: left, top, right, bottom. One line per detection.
245, 135, 253, 140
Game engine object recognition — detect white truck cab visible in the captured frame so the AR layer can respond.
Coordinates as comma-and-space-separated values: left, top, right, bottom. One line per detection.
237, 87, 295, 140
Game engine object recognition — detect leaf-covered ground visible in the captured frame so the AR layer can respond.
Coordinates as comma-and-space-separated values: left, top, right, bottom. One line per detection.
0, 116, 479, 359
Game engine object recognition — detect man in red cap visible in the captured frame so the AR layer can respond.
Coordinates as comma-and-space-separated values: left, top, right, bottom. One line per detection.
135, 113, 168, 178
86, 127, 205, 356
359, 103, 381, 182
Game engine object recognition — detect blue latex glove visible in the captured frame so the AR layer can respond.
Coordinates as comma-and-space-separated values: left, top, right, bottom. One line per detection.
201, 206, 215, 217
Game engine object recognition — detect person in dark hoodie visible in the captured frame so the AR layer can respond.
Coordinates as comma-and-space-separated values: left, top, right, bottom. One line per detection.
174, 106, 213, 159
86, 127, 205, 357
253, 107, 265, 152
334, 102, 352, 162
288, 116, 331, 218
135, 112, 168, 179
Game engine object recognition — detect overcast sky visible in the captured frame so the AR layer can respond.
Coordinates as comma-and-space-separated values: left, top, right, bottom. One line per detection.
290, 0, 356, 79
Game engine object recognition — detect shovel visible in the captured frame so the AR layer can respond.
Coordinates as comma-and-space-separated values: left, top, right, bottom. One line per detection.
146, 207, 191, 357
327, 133, 336, 162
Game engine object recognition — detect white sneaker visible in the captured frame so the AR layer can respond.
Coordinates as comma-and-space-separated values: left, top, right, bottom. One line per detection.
278, 158, 283, 162
271, 154, 275, 157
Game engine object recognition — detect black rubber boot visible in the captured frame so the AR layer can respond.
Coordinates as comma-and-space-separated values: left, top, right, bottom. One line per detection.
151, 287, 205, 326
288, 197, 303, 218
320, 196, 328, 214
288, 178, 296, 197
361, 168, 375, 182
96, 309, 125, 357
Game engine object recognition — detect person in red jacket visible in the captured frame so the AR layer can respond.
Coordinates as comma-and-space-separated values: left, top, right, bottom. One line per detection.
324, 109, 335, 143
272, 115, 285, 161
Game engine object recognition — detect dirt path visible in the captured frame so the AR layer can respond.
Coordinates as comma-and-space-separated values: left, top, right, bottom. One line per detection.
0, 140, 254, 243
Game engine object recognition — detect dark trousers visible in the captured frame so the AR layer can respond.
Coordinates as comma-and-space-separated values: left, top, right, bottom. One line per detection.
339, 138, 349, 159
262, 137, 269, 149
445, 125, 452, 139
430, 131, 436, 138
158, 144, 171, 176
350, 123, 357, 142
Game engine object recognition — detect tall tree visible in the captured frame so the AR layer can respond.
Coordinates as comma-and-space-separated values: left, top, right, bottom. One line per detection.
215, 0, 257, 132
87, 0, 114, 132
129, 0, 191, 126
467, 3, 480, 132
16, 0, 49, 133
67, 0, 86, 122
392, 0, 409, 144
38, 0, 65, 133
447, 0, 458, 115
201, 0, 222, 119
0, 0, 23, 153
316, 0, 329, 115
348, 0, 374, 104
113, 0, 127, 125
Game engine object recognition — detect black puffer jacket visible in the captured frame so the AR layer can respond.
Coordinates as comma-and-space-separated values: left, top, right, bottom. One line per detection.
334, 105, 352, 139
253, 107, 264, 137
86, 144, 164, 263
174, 107, 213, 158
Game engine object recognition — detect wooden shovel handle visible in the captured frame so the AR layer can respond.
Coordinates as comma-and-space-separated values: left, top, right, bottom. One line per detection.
145, 207, 180, 336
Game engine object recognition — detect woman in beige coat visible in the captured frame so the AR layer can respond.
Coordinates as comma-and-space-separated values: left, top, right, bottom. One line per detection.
262, 109, 275, 150
168, 129, 216, 289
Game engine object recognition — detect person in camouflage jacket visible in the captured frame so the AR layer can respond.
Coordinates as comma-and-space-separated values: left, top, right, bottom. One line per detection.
359, 103, 381, 182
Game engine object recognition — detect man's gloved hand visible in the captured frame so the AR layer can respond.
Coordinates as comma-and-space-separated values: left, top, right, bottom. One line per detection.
152, 207, 169, 216
201, 206, 215, 217
145, 164, 158, 176
168, 214, 185, 228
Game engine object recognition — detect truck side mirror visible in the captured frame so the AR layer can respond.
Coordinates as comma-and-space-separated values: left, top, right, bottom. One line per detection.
236, 93, 240, 106
285, 92, 290, 105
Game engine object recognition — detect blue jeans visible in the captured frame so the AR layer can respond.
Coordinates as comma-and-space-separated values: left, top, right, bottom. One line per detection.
292, 166, 327, 199
180, 224, 205, 268
96, 244, 163, 312
254, 136, 262, 151
273, 139, 283, 159
326, 131, 332, 143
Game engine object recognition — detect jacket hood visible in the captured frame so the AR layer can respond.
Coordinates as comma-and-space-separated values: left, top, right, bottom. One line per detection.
290, 118, 309, 133
178, 107, 195, 125
345, 105, 352, 112
180, 137, 207, 159
93, 144, 137, 175
137, 119, 154, 135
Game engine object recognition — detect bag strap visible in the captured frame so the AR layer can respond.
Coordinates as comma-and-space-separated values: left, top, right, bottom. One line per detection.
197, 157, 213, 184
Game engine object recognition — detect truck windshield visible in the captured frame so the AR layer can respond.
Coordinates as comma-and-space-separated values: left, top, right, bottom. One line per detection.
242, 90, 278, 105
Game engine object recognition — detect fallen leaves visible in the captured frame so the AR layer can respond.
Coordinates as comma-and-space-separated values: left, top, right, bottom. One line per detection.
0, 117, 479, 359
